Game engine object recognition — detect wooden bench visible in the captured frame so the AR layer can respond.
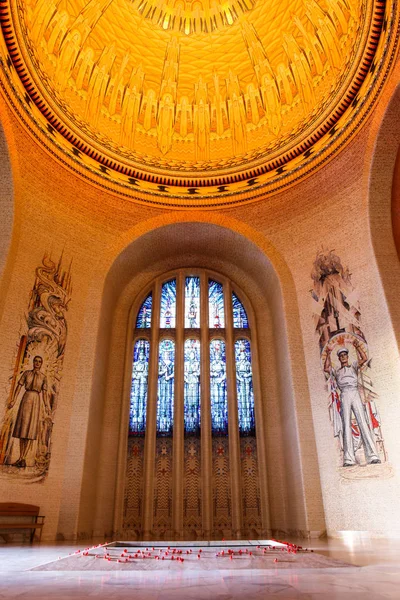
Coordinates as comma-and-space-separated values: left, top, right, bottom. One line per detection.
0, 503, 45, 543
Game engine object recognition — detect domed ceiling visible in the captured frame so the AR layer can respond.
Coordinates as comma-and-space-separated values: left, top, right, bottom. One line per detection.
0, 0, 398, 206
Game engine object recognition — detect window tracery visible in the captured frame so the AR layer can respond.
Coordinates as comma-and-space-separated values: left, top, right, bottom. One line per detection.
209, 280, 225, 329
232, 291, 249, 328
130, 272, 255, 437
210, 339, 228, 435
126, 270, 262, 538
184, 339, 201, 434
160, 280, 176, 328
136, 292, 152, 328
129, 339, 150, 435
185, 277, 200, 328
157, 339, 175, 435
235, 339, 255, 435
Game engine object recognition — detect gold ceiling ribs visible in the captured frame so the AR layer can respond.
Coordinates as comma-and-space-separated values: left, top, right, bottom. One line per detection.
1, 0, 393, 204
22, 0, 360, 162
131, 0, 256, 35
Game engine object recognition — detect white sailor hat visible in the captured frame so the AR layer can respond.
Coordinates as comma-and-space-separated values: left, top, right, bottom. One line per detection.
337, 347, 349, 357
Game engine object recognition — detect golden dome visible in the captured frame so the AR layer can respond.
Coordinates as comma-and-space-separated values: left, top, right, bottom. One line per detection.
131, 0, 256, 34
0, 0, 398, 206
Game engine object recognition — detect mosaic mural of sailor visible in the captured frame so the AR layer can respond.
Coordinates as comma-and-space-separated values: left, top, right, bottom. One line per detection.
311, 249, 388, 476
0, 253, 72, 482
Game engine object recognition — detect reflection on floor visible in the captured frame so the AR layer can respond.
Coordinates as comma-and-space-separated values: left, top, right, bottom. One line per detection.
1, 534, 400, 598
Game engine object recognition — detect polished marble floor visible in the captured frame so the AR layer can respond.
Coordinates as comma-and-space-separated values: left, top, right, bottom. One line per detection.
1, 535, 400, 599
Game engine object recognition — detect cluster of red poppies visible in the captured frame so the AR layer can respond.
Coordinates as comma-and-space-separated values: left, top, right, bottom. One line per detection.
59, 540, 312, 565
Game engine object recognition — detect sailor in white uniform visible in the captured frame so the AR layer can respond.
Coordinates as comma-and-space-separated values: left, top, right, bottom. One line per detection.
324, 342, 381, 467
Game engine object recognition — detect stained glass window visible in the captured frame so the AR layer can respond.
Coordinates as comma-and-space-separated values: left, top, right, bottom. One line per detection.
129, 339, 150, 435
136, 293, 152, 328
235, 339, 255, 435
132, 274, 256, 441
160, 280, 176, 328
210, 339, 228, 435
209, 280, 225, 329
232, 292, 249, 328
157, 339, 175, 435
185, 277, 200, 328
184, 339, 201, 434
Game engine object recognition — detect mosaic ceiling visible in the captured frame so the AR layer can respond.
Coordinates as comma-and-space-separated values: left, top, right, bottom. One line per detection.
0, 0, 399, 206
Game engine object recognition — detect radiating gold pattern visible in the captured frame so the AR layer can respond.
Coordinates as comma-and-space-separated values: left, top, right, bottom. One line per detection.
0, 0, 397, 205
130, 0, 256, 35
20, 0, 362, 165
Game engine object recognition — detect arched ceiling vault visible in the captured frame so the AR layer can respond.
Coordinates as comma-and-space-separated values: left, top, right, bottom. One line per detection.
0, 0, 399, 207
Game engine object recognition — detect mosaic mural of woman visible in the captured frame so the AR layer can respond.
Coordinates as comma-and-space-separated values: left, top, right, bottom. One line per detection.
8, 355, 50, 469
0, 253, 72, 481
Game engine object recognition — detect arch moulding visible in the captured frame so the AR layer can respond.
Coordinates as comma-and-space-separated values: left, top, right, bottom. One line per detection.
366, 76, 400, 351
67, 214, 327, 541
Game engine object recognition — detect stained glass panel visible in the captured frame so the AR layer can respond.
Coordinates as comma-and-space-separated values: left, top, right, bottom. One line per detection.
129, 339, 150, 435
210, 339, 228, 435
136, 293, 152, 328
232, 292, 249, 328
157, 339, 175, 435
235, 339, 255, 435
209, 280, 225, 329
160, 280, 176, 328
185, 277, 200, 328
184, 339, 201, 434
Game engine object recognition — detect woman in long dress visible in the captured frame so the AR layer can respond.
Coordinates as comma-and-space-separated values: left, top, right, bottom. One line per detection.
8, 356, 48, 468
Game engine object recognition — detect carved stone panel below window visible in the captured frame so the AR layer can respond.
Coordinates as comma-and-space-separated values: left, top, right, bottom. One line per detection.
153, 438, 173, 540
240, 437, 262, 538
212, 438, 232, 539
123, 438, 144, 539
